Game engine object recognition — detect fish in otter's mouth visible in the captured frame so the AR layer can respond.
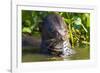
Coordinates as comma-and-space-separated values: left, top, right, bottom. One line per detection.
39, 13, 76, 57
47, 38, 76, 57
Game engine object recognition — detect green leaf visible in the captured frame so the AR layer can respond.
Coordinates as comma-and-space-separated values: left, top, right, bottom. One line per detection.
22, 27, 31, 33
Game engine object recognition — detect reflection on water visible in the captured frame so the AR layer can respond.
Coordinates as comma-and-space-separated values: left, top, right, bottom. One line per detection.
22, 45, 90, 62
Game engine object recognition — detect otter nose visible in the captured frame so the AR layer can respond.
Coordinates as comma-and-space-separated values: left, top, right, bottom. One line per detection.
57, 30, 66, 41
58, 30, 66, 36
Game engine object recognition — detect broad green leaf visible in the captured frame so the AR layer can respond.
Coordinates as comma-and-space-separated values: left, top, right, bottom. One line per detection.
22, 27, 31, 33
